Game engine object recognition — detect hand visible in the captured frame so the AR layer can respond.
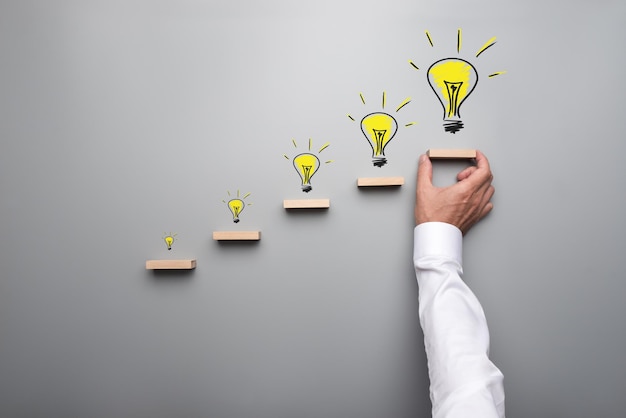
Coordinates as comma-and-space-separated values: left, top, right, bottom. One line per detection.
415, 150, 495, 235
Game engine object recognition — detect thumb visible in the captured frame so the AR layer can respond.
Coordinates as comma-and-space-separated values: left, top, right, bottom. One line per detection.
417, 154, 433, 189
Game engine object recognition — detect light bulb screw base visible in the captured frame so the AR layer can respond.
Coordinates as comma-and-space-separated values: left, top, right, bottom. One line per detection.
372, 156, 387, 167
443, 119, 464, 134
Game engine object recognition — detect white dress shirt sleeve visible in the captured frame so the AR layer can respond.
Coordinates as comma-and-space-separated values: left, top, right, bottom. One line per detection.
414, 222, 505, 418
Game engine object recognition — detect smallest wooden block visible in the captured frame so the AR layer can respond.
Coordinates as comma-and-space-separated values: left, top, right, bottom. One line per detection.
146, 259, 197, 270
213, 231, 261, 241
357, 177, 404, 187
427, 149, 477, 159
283, 199, 330, 209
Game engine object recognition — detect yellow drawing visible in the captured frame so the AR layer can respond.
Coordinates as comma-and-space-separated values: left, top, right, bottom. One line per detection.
409, 29, 506, 133
162, 232, 177, 251
428, 58, 478, 133
348, 92, 416, 167
283, 139, 332, 193
223, 190, 252, 223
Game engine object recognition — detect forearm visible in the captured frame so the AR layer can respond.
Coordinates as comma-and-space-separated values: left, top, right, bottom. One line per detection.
414, 222, 505, 418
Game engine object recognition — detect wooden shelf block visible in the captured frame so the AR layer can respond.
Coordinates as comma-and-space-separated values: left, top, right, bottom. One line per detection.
283, 199, 330, 209
146, 259, 196, 270
357, 177, 404, 187
427, 149, 477, 159
213, 231, 261, 241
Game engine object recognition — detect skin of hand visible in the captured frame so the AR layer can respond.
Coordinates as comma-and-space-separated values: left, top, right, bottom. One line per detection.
415, 150, 495, 235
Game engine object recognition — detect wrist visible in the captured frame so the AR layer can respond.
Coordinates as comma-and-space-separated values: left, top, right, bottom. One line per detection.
414, 222, 463, 263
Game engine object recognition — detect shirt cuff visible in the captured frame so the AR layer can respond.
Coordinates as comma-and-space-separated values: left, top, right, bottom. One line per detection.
414, 222, 463, 265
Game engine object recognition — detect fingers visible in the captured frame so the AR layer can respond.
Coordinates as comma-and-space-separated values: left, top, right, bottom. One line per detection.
478, 185, 495, 219
458, 149, 493, 188
415, 150, 495, 232
416, 154, 433, 189
475, 149, 491, 170
480, 201, 494, 220
474, 150, 494, 185
457, 165, 477, 181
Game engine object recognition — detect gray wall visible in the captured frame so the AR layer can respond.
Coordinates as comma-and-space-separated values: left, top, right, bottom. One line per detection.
1, 1, 625, 417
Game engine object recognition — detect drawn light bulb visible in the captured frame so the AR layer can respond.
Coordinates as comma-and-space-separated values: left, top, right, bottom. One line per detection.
293, 153, 320, 193
163, 233, 177, 250
227, 198, 245, 223
427, 58, 478, 134
360, 112, 398, 167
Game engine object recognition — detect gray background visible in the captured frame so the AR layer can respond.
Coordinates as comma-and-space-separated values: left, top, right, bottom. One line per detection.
1, 1, 625, 417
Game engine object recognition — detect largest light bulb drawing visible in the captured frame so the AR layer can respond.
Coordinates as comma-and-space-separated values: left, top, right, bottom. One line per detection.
360, 112, 398, 167
293, 153, 320, 193
427, 58, 478, 134
410, 29, 505, 134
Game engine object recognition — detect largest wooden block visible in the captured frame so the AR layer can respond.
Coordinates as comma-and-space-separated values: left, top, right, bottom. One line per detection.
426, 149, 477, 159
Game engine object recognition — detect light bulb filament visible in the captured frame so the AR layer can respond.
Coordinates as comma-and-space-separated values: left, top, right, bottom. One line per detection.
372, 129, 387, 155
301, 166, 312, 184
444, 81, 463, 117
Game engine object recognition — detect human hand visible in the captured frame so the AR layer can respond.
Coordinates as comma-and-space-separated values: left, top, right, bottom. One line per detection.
415, 150, 495, 235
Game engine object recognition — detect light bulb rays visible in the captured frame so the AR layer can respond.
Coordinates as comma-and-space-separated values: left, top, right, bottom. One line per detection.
410, 29, 506, 133
348, 92, 415, 167
223, 190, 252, 223
284, 139, 332, 193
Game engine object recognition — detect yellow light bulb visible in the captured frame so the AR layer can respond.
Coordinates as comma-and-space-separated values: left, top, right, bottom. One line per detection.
293, 153, 320, 193
360, 112, 398, 167
164, 235, 175, 250
427, 58, 478, 133
227, 198, 245, 223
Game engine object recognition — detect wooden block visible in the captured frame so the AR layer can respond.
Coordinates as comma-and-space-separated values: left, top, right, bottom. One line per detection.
426, 149, 477, 159
212, 231, 261, 241
283, 199, 330, 209
357, 177, 404, 187
146, 259, 196, 270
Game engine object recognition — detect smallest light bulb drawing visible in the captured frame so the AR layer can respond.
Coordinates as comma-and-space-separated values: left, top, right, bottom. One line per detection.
163, 232, 177, 250
360, 112, 398, 167
293, 153, 320, 193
